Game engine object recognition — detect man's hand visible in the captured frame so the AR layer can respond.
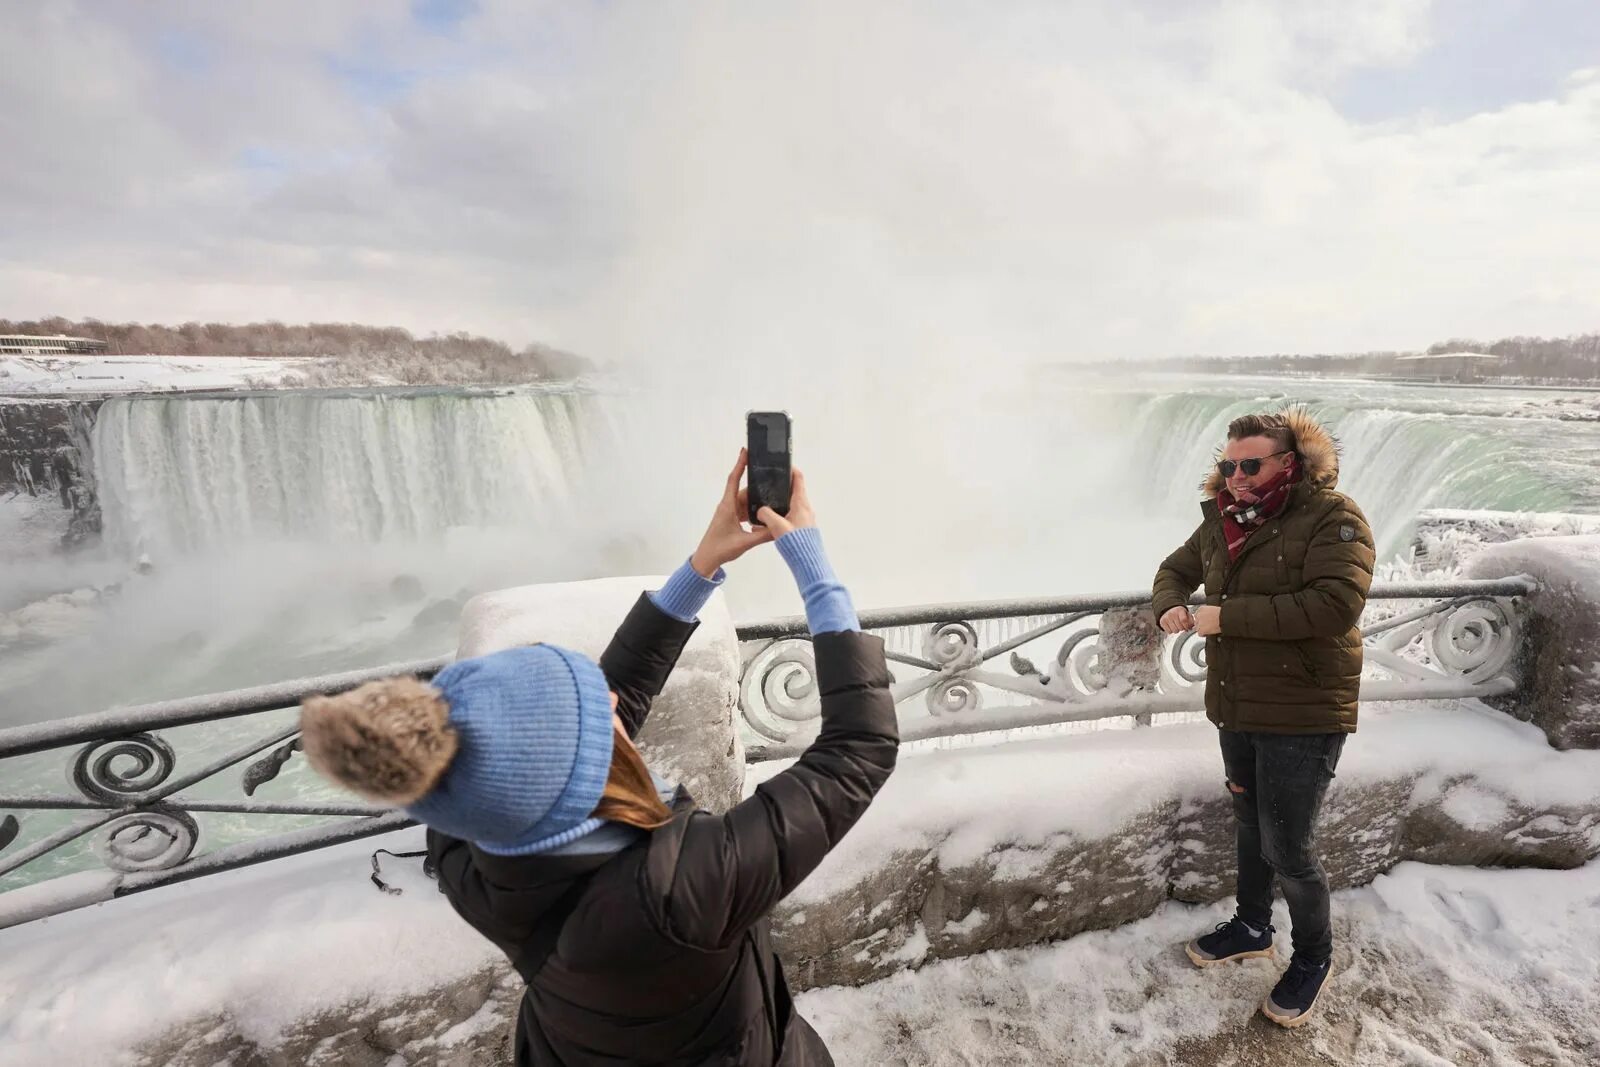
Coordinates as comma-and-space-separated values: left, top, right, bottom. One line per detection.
690, 450, 775, 578
1193, 605, 1222, 636
755, 468, 816, 538
1159, 606, 1194, 635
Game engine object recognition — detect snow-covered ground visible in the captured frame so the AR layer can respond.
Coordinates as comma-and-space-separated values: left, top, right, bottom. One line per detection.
0, 354, 316, 394
0, 828, 499, 1067
799, 858, 1600, 1066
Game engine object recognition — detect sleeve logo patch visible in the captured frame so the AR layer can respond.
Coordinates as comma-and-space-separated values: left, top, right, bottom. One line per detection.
1340, 524, 1356, 542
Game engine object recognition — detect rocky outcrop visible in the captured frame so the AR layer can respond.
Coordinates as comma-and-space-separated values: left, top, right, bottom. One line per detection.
133, 966, 520, 1067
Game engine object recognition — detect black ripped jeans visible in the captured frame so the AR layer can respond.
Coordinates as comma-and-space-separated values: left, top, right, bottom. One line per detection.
1218, 729, 1346, 963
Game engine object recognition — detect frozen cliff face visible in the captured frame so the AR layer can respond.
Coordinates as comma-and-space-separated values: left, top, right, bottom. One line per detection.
0, 399, 101, 552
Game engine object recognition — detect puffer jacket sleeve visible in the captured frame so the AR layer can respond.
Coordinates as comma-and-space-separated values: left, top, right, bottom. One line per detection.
1152, 521, 1207, 619
599, 593, 700, 740
1220, 499, 1376, 640
642, 630, 899, 950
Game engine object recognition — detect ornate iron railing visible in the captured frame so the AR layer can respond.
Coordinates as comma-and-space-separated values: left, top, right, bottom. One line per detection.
0, 576, 1534, 929
0, 658, 446, 929
737, 578, 1536, 758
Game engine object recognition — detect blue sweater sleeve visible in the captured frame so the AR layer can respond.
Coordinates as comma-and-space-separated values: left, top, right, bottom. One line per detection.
648, 559, 725, 623
775, 527, 860, 634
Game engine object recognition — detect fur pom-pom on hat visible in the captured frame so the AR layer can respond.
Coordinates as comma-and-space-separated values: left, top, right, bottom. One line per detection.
300, 676, 458, 806
299, 645, 616, 855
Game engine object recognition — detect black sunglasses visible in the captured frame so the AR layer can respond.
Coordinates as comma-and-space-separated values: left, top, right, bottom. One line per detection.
1217, 450, 1292, 478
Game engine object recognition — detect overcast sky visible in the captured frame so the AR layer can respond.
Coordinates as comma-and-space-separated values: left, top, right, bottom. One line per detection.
4, 0, 1599, 364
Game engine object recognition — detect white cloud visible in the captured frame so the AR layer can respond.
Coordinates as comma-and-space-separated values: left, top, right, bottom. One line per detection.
2, 0, 1596, 364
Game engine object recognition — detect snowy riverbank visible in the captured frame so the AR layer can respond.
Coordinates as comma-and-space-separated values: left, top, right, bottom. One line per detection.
0, 354, 318, 395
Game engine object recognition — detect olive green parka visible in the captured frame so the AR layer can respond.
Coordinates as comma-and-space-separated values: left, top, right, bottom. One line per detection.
1152, 409, 1376, 734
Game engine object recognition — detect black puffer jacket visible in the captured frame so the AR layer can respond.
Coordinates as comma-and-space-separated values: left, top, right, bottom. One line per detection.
428, 594, 899, 1065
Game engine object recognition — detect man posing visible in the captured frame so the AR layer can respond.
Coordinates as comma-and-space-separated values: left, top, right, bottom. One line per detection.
1152, 410, 1374, 1028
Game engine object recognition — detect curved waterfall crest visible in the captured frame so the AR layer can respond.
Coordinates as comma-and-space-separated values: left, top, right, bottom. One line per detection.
88, 382, 1594, 561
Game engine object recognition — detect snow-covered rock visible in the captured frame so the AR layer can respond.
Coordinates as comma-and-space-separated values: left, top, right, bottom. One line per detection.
1095, 607, 1162, 696
457, 576, 746, 813
1466, 534, 1600, 749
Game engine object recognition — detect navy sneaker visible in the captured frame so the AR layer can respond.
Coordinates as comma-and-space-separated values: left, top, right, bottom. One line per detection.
1185, 917, 1276, 967
1262, 955, 1333, 1028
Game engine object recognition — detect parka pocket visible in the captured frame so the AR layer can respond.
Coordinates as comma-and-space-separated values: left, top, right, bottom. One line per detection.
1293, 643, 1322, 686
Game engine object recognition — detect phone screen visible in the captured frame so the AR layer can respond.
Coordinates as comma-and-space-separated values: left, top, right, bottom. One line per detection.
746, 411, 792, 524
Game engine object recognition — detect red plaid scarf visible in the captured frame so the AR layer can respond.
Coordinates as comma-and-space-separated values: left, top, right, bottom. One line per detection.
1217, 459, 1298, 561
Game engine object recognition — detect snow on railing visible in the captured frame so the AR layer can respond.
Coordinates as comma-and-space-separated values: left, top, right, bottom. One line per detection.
0, 576, 1535, 929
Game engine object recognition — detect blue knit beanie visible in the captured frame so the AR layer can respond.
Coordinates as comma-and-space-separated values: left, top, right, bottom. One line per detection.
406, 644, 615, 855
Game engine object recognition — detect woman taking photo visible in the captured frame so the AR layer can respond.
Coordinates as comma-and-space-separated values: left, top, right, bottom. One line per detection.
300, 453, 898, 1065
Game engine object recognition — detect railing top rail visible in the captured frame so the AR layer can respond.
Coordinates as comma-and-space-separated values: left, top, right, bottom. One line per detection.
0, 657, 451, 761
733, 575, 1538, 640
0, 575, 1536, 760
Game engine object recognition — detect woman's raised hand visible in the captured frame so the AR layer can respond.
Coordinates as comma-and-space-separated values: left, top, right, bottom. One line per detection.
690, 450, 776, 578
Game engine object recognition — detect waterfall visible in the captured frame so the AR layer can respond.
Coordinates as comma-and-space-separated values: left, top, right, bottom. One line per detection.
93, 389, 607, 555
1121, 388, 1588, 553
85, 378, 1600, 565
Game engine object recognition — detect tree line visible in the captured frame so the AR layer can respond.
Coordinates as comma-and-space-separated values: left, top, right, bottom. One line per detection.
1103, 332, 1600, 382
7, 315, 1599, 383
0, 317, 591, 384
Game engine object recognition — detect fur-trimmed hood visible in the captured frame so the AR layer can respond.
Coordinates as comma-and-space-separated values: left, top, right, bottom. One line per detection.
1203, 406, 1339, 498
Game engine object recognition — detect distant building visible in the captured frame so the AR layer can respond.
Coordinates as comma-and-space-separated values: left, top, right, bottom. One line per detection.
0, 334, 110, 355
1392, 351, 1500, 383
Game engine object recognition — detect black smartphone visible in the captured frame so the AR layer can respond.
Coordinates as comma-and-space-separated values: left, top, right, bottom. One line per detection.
746, 411, 792, 525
